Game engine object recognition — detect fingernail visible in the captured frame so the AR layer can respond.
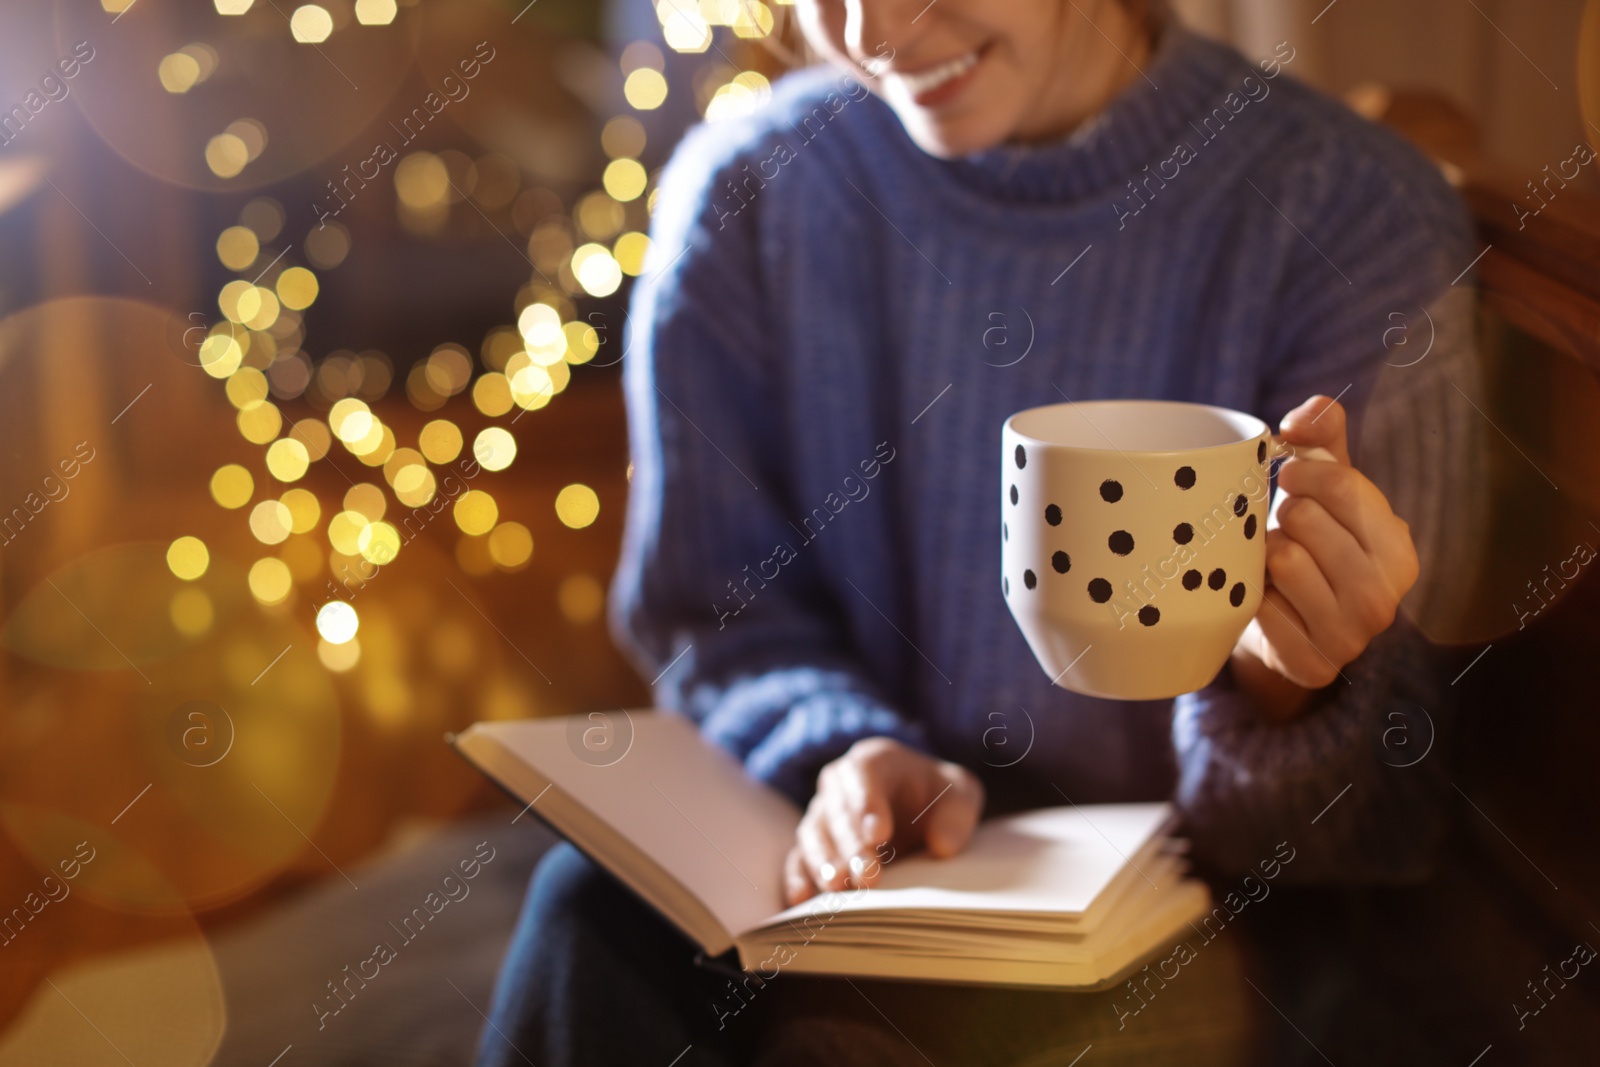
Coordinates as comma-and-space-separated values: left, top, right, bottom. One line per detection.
848, 855, 867, 880
819, 862, 837, 885
862, 813, 881, 840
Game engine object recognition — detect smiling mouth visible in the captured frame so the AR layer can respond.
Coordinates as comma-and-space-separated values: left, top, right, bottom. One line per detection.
871, 44, 988, 107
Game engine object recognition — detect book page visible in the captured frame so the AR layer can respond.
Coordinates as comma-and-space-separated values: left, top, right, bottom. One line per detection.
457, 713, 800, 946
762, 804, 1174, 929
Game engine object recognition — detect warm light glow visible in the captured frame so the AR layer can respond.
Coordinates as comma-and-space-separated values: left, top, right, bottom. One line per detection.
237, 401, 283, 445
419, 420, 463, 464
395, 152, 449, 209
266, 437, 310, 481
344, 483, 387, 521
215, 0, 254, 13
602, 158, 648, 202
509, 362, 554, 410
489, 522, 534, 570
219, 279, 255, 323
306, 221, 351, 269
316, 600, 360, 644
601, 116, 647, 159
216, 226, 260, 271
276, 267, 319, 310
280, 488, 322, 533
329, 397, 373, 443
354, 0, 397, 24
575, 193, 625, 239
244, 286, 281, 331
225, 366, 269, 410
159, 52, 202, 94
623, 68, 669, 110
170, 587, 214, 636
392, 464, 436, 508
250, 500, 294, 545
290, 5, 334, 43
291, 418, 332, 459
731, 0, 775, 37
555, 484, 600, 529
517, 302, 562, 348
358, 521, 400, 565
657, 2, 712, 52
425, 344, 473, 396
454, 490, 499, 535
318, 635, 361, 671
200, 334, 243, 378
167, 536, 210, 581
706, 72, 774, 123
211, 464, 254, 509
474, 427, 517, 472
558, 573, 605, 623
469, 373, 511, 416
563, 321, 601, 364
206, 133, 250, 178
573, 244, 623, 297
613, 231, 652, 276
327, 510, 367, 555
248, 558, 293, 605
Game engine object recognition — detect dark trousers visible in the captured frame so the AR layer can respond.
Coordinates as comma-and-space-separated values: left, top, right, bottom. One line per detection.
477, 843, 1257, 1067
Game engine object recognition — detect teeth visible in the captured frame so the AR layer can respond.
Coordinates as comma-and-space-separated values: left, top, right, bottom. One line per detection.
892, 50, 978, 96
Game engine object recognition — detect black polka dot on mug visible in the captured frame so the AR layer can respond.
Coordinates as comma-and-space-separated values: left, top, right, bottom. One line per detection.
1230, 582, 1246, 607
1108, 530, 1134, 555
1257, 440, 1267, 464
1010, 485, 1018, 505
1173, 522, 1194, 545
1052, 551, 1071, 574
1208, 568, 1226, 590
1233, 494, 1248, 518
1100, 480, 1123, 503
1003, 576, 1009, 597
1182, 569, 1202, 590
1024, 569, 1037, 590
1045, 504, 1062, 526
1244, 514, 1257, 540
1138, 605, 1160, 627
1088, 578, 1112, 603
1015, 444, 1027, 469
1174, 466, 1196, 490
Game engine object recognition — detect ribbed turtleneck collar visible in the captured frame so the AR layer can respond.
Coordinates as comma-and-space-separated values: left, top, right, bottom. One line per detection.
931, 21, 1245, 205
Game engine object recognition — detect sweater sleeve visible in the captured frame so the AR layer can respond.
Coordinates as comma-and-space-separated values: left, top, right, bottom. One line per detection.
1170, 129, 1485, 883
607, 125, 928, 808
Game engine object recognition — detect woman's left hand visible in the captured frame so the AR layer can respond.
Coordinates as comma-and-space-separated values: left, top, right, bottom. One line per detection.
1232, 395, 1420, 714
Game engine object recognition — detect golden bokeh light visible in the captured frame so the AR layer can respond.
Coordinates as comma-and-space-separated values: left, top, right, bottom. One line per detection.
488, 522, 534, 571
329, 397, 373, 443
624, 67, 669, 109
227, 119, 268, 162
602, 158, 649, 202
215, 0, 255, 13
354, 423, 396, 466
200, 333, 244, 378
358, 521, 400, 565
454, 490, 499, 535
573, 243, 623, 297
205, 133, 250, 179
601, 116, 647, 159
472, 373, 513, 417
318, 635, 361, 671
396, 152, 449, 210
280, 488, 322, 533
248, 557, 294, 605
613, 231, 652, 276
658, 3, 713, 53
392, 464, 436, 508
170, 586, 215, 636
266, 438, 310, 482
508, 362, 554, 410
474, 427, 517, 472
575, 192, 625, 239
249, 500, 294, 545
327, 510, 367, 555
563, 320, 600, 364
218, 279, 254, 323
225, 366, 269, 410
731, 1, 775, 37
555, 483, 601, 529
558, 573, 606, 624
344, 483, 387, 522
236, 400, 283, 445
167, 536, 211, 581
216, 225, 260, 271
316, 600, 360, 644
241, 196, 283, 240
418, 419, 463, 464
382, 447, 426, 486
290, 5, 335, 43
276, 267, 319, 311
354, 0, 398, 24
305, 220, 351, 269
425, 344, 473, 396
210, 464, 254, 509
290, 418, 332, 459
244, 286, 281, 331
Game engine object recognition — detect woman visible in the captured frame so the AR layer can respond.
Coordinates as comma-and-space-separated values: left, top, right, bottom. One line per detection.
480, 0, 1482, 1062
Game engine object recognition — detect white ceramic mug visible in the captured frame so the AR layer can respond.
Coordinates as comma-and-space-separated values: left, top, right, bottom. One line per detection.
1001, 399, 1328, 701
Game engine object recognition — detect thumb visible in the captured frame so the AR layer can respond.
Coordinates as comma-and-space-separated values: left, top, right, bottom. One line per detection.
920, 764, 983, 858
1277, 394, 1351, 466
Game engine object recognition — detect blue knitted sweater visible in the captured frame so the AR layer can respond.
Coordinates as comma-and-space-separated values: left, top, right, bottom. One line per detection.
609, 22, 1482, 882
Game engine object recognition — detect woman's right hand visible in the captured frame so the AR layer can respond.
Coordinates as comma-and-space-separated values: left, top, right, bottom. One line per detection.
782, 737, 984, 906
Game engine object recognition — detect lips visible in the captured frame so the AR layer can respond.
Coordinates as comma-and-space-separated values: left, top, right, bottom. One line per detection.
874, 45, 986, 107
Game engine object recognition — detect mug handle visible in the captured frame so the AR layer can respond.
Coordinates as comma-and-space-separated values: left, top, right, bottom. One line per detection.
1265, 436, 1340, 533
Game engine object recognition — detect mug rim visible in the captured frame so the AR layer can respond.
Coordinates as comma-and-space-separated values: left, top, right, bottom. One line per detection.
1005, 399, 1269, 456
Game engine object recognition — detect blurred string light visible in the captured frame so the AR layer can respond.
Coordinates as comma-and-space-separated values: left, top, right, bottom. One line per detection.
190, 2, 790, 658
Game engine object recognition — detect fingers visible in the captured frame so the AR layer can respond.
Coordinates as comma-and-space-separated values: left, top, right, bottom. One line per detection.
1250, 580, 1345, 689
1277, 395, 1351, 465
783, 844, 814, 906
919, 763, 984, 858
1275, 460, 1418, 597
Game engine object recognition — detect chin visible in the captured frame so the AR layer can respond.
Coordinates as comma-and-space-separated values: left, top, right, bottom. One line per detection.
896, 111, 1011, 159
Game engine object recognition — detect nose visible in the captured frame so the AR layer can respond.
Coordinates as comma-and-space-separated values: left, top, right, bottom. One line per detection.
842, 0, 927, 68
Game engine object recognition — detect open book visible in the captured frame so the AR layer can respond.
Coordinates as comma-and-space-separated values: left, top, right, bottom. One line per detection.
454, 712, 1211, 990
